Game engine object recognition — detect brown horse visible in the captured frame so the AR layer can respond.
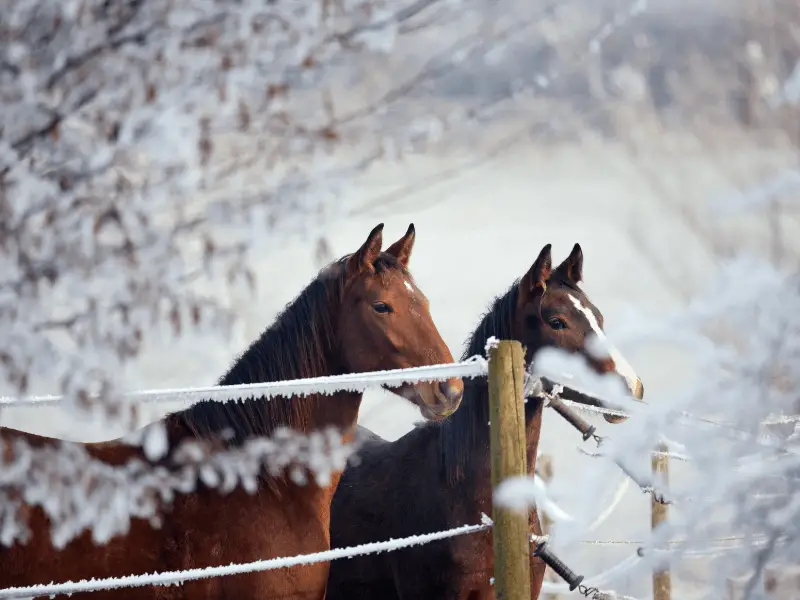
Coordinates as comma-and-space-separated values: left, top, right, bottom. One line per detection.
0, 223, 464, 600
326, 243, 645, 600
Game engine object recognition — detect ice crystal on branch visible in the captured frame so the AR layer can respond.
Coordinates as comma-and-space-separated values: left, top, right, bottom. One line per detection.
0, 0, 455, 418
1, 0, 520, 547
0, 424, 355, 548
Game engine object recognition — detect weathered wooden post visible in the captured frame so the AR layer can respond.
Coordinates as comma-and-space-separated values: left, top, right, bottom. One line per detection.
765, 565, 800, 600
537, 454, 561, 600
652, 442, 671, 600
489, 339, 531, 600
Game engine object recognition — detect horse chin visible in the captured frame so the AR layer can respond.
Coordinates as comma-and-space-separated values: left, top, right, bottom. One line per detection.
418, 404, 451, 422
384, 383, 451, 422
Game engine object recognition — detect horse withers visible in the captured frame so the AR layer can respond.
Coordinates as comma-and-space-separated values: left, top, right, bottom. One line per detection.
0, 223, 463, 600
326, 242, 645, 600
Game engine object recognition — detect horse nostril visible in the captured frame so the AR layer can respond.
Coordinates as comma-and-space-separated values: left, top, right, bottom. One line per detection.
438, 381, 463, 404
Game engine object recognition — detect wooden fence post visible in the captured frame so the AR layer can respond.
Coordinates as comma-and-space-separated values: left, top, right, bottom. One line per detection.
489, 340, 531, 600
537, 454, 561, 600
652, 442, 671, 600
765, 565, 800, 599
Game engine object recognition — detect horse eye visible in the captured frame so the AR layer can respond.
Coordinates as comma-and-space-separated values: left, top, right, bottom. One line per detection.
548, 317, 567, 330
373, 302, 393, 314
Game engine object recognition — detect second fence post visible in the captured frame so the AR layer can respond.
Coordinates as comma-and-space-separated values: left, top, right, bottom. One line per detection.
652, 442, 671, 600
537, 454, 561, 600
489, 340, 531, 600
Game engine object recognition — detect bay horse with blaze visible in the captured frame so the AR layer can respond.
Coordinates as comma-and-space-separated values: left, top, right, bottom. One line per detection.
0, 223, 464, 600
326, 243, 645, 600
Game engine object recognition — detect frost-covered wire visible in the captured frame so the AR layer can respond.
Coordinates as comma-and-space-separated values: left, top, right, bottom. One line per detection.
583, 476, 630, 533
494, 474, 575, 523
577, 534, 773, 549
590, 593, 642, 600
559, 398, 800, 429
0, 518, 493, 599
577, 446, 692, 462
6, 355, 799, 437
0, 358, 488, 407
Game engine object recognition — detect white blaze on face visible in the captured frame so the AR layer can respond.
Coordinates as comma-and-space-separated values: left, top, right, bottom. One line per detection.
404, 278, 422, 317
568, 294, 640, 397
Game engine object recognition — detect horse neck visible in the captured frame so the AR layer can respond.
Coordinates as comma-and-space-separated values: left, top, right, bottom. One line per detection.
523, 396, 544, 478
443, 284, 533, 488
445, 387, 544, 499
169, 279, 363, 445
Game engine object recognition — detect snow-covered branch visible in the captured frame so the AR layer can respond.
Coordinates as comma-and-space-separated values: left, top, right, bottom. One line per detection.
534, 204, 800, 598
0, 0, 483, 422
0, 423, 355, 548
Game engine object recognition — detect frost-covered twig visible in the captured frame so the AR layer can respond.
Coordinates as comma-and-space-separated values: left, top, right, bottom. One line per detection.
0, 425, 354, 548
0, 0, 495, 429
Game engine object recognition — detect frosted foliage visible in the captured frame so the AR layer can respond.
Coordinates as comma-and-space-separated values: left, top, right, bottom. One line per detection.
0, 0, 466, 545
0, 0, 529, 550
0, 362, 486, 547
0, 0, 442, 421
505, 208, 800, 596
650, 258, 800, 590
0, 424, 353, 548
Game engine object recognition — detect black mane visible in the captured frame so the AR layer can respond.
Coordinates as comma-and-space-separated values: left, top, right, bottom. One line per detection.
438, 272, 583, 484
440, 280, 520, 485
171, 254, 403, 444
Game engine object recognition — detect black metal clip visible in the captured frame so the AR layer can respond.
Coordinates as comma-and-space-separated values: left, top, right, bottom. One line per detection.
532, 541, 584, 591
547, 396, 597, 442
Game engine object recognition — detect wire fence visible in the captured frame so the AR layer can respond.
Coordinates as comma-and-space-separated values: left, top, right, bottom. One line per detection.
0, 358, 489, 408
0, 506, 764, 600
3, 355, 798, 429
0, 355, 794, 599
0, 520, 495, 599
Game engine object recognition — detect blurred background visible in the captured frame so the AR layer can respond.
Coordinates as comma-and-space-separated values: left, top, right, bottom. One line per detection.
2, 0, 799, 597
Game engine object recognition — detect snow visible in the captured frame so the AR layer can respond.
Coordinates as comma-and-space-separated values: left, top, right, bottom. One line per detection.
494, 474, 575, 524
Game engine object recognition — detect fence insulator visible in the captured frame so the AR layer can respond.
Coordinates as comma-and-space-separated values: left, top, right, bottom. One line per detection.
533, 541, 584, 591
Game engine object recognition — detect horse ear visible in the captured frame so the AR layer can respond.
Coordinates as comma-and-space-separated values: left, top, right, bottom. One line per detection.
345, 223, 384, 278
519, 244, 552, 303
385, 223, 415, 267
554, 243, 583, 283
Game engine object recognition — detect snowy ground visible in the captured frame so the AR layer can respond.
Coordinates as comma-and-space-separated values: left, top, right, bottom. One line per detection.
2, 123, 796, 598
